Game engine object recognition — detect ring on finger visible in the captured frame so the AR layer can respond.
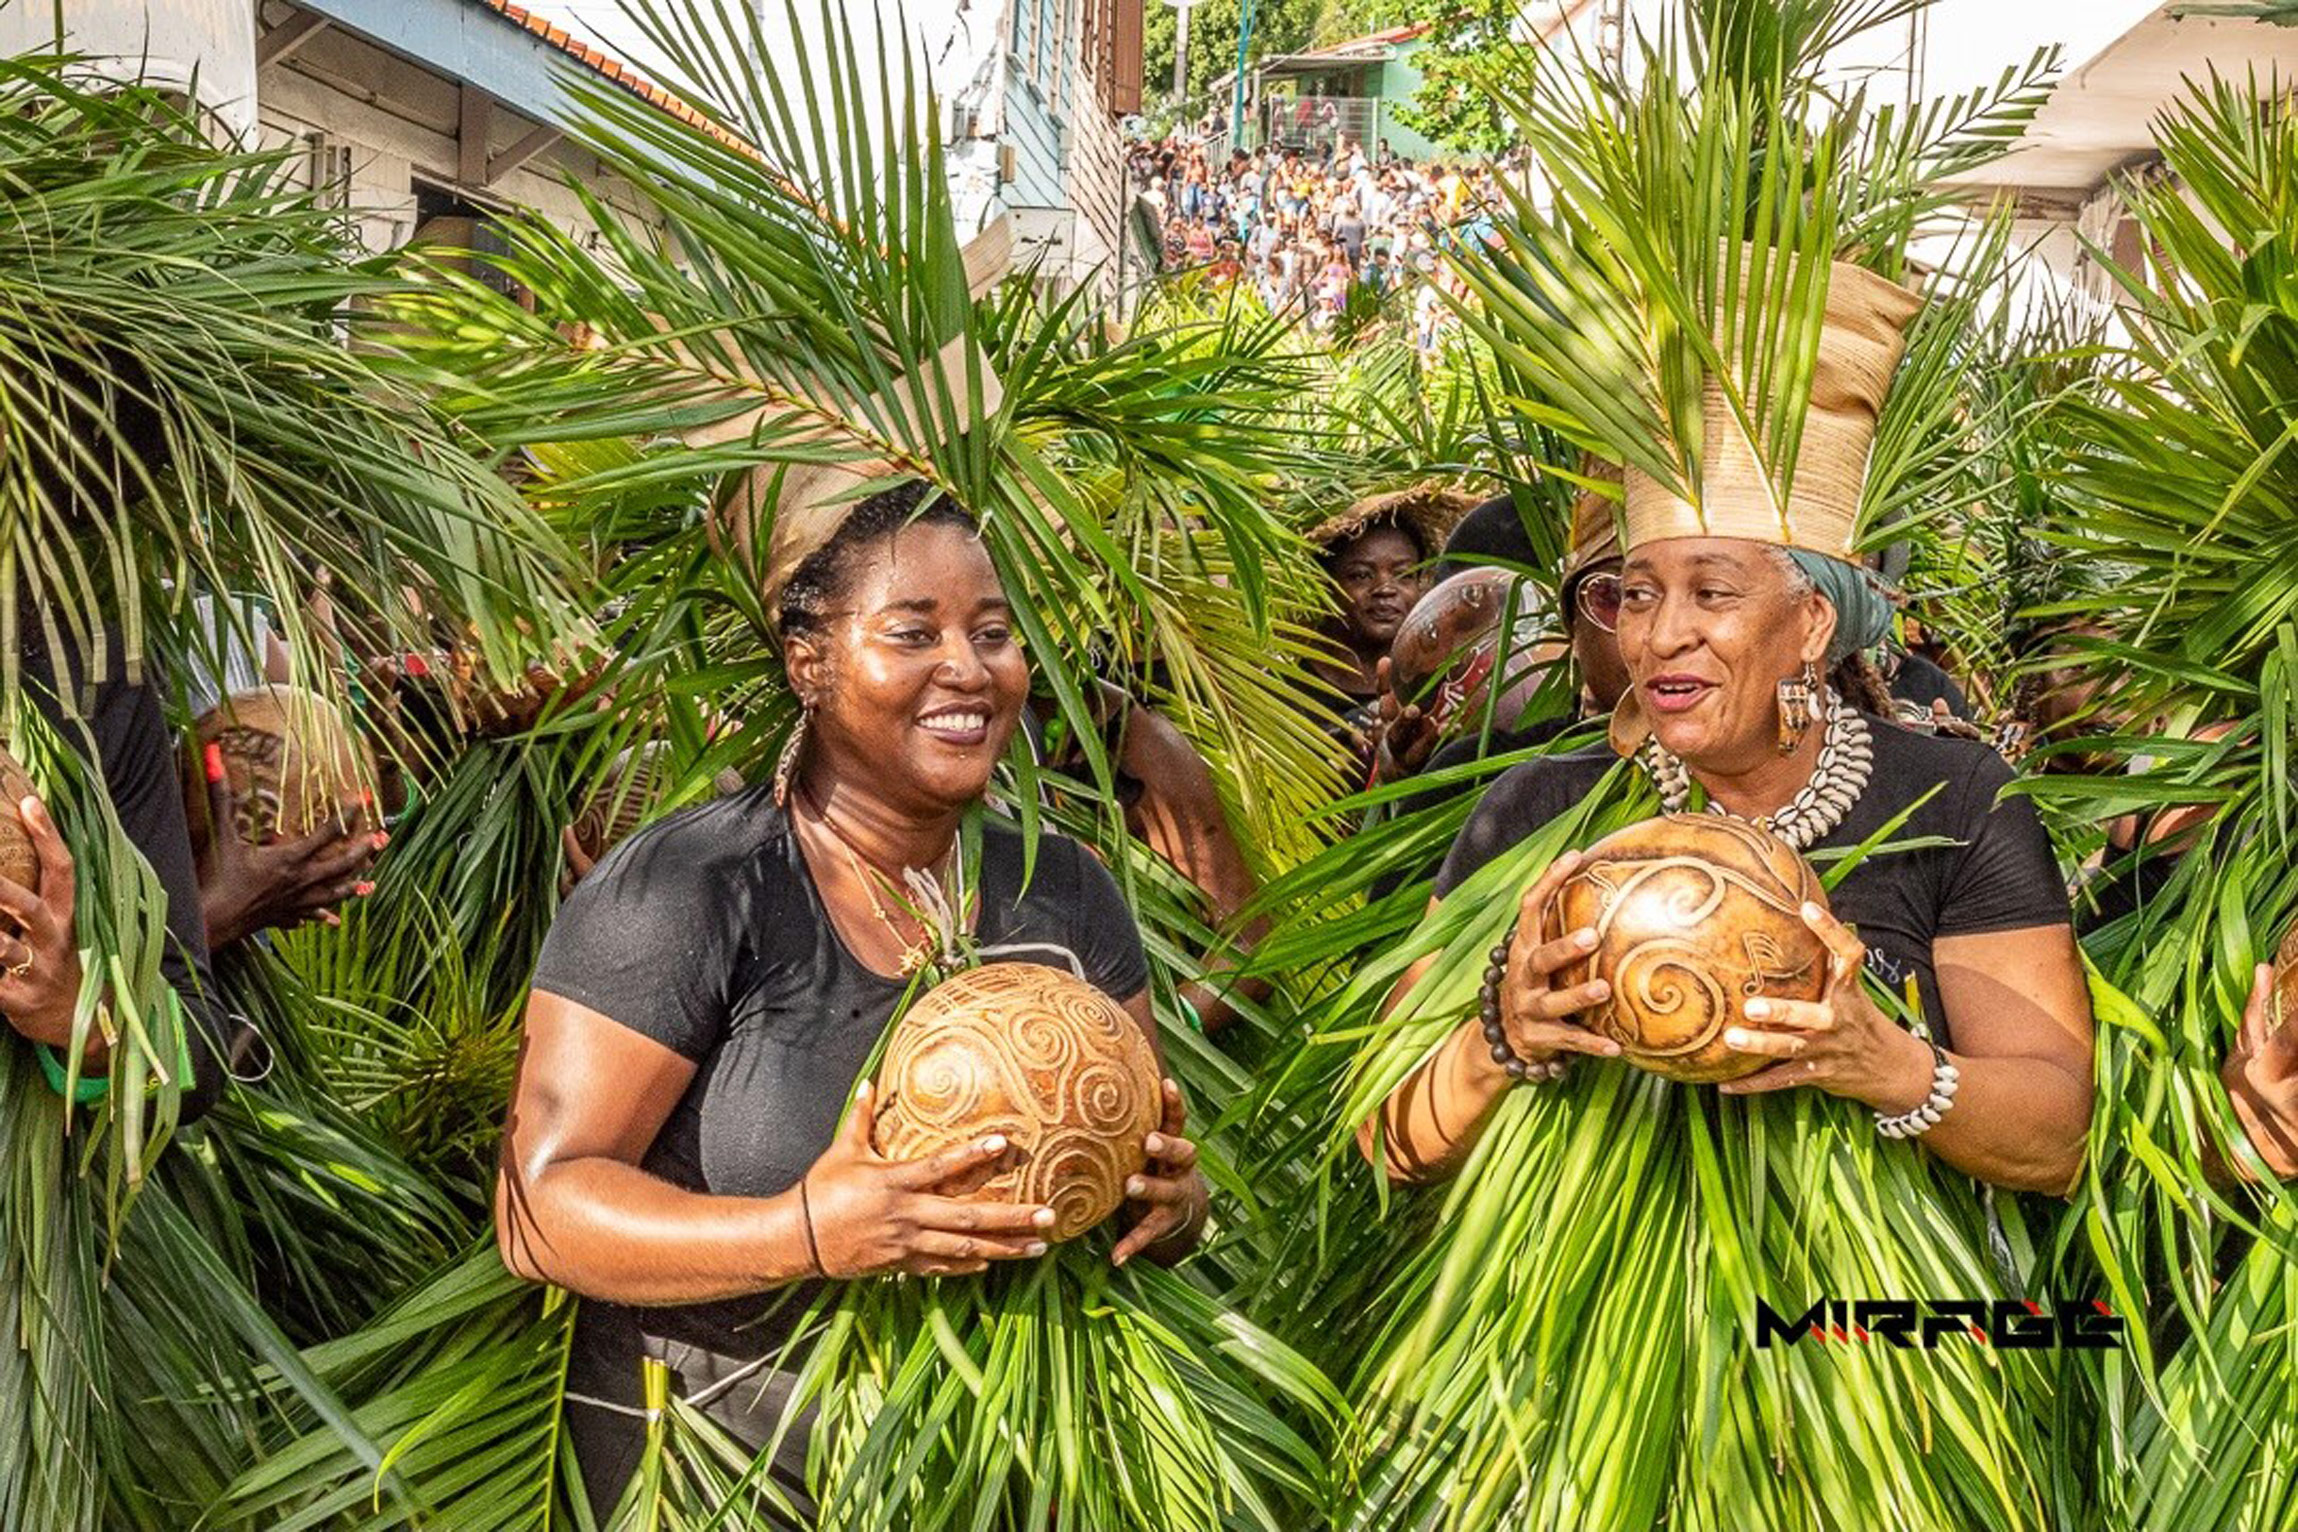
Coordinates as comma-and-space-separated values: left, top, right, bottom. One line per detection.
5, 948, 30, 980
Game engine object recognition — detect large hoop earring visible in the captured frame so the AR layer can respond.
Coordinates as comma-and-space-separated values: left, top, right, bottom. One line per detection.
1777, 661, 1819, 756
773, 704, 813, 808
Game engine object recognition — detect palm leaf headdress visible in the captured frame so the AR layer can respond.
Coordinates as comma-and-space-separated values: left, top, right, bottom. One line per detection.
1449, 0, 2052, 567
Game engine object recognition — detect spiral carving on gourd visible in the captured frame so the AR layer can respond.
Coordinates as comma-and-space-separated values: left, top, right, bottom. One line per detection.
874, 963, 1161, 1243
0, 748, 35, 889
1554, 817, 1830, 1082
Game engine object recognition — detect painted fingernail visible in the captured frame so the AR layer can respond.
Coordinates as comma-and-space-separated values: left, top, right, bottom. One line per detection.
1026, 1242, 1048, 1256
403, 652, 430, 679
202, 743, 226, 784
1586, 980, 1610, 1000
1575, 928, 1597, 948
1032, 1208, 1055, 1227
1744, 999, 1770, 1020
1144, 1134, 1165, 1155
1725, 1028, 1752, 1049
981, 1134, 1008, 1154
1127, 1177, 1147, 1197
371, 831, 390, 850
352, 880, 374, 897
1802, 902, 1823, 921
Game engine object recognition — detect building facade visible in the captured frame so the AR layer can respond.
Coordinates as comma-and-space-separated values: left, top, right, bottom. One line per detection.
942, 0, 1146, 300
6, 0, 696, 264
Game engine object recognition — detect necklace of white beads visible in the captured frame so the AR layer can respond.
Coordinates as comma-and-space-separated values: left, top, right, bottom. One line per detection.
1637, 692, 1874, 852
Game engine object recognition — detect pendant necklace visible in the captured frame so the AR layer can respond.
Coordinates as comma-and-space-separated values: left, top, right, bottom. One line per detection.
798, 785, 956, 976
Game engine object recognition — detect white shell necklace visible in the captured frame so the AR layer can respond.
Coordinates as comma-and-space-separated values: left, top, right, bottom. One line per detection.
1637, 692, 1874, 852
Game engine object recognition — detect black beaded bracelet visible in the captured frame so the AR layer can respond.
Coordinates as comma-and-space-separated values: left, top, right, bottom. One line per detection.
1478, 918, 1567, 1085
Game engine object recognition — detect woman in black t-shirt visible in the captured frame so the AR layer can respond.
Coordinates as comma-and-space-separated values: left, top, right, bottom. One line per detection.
1372, 534, 2095, 1195
497, 483, 1209, 1519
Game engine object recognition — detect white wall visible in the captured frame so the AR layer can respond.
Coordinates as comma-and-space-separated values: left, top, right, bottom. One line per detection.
1, 0, 259, 134
1614, 0, 2164, 107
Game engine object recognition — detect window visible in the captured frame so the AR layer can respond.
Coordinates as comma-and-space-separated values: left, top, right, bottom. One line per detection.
1013, 0, 1036, 70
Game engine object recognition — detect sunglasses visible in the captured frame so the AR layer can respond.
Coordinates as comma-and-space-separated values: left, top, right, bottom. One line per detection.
1573, 571, 1624, 633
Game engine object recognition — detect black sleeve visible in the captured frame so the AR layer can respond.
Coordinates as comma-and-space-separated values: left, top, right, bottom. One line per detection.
96, 675, 229, 1122
1935, 751, 2071, 937
1431, 757, 1577, 897
530, 814, 744, 1062
1059, 838, 1149, 1003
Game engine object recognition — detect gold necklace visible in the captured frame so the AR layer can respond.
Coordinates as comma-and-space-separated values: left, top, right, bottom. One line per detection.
799, 786, 953, 975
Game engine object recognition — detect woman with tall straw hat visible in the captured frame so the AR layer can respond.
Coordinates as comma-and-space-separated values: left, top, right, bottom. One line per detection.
1314, 8, 2095, 1523
1371, 258, 2092, 1190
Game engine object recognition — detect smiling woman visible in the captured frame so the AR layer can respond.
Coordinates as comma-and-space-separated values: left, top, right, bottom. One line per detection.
493, 479, 1209, 1523
1369, 262, 2095, 1197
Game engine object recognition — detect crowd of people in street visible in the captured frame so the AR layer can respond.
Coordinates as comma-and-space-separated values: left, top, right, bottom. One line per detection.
1130, 127, 1504, 347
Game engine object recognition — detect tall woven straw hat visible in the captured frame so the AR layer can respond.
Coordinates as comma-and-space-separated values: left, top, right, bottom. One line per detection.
1620, 256, 1922, 559
1605, 256, 1922, 757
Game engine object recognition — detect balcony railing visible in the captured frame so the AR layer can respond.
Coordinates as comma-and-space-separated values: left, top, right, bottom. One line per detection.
1254, 95, 1381, 154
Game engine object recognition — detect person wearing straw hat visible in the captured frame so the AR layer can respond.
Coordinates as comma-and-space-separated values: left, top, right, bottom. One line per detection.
1306, 482, 1478, 770
1371, 255, 2094, 1195
498, 473, 1208, 1523
1321, 15, 2097, 1524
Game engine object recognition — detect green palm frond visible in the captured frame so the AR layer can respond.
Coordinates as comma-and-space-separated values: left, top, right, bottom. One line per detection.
0, 54, 583, 716
1253, 758, 2060, 1529
2010, 70, 2298, 1532
1448, 2, 2050, 536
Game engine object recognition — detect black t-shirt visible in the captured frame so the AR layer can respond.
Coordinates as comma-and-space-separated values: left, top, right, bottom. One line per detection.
1432, 723, 2070, 1044
530, 788, 1149, 1364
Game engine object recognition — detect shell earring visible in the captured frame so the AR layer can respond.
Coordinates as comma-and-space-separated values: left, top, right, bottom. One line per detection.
1777, 661, 1819, 755
773, 704, 813, 808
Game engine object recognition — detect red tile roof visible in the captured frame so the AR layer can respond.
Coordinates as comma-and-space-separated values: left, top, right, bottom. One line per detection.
473, 0, 718, 134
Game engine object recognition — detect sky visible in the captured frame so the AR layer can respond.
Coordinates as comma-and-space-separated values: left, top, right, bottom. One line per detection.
517, 1, 971, 87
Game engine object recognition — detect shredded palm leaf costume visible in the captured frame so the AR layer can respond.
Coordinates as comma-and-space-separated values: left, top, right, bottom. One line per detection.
1299, 9, 2080, 1528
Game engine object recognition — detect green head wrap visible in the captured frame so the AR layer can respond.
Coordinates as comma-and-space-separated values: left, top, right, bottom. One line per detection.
1784, 549, 1892, 667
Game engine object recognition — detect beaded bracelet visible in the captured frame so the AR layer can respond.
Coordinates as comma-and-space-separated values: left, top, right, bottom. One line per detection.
1875, 1035, 1960, 1140
1477, 919, 1568, 1085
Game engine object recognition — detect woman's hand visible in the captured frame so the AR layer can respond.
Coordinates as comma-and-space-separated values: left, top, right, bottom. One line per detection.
1488, 850, 1624, 1075
0, 796, 86, 1050
802, 1080, 1057, 1279
2222, 963, 2297, 1182
196, 747, 381, 948
1113, 1078, 1208, 1267
1717, 901, 1936, 1111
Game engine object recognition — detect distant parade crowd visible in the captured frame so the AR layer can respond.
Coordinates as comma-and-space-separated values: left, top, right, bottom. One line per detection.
1130, 124, 1507, 347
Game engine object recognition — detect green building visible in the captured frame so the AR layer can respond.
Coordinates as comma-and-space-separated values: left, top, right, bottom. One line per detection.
1230, 22, 1445, 162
